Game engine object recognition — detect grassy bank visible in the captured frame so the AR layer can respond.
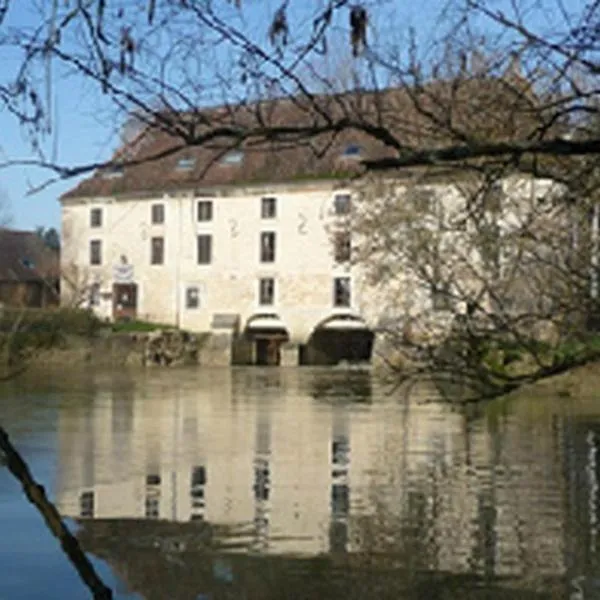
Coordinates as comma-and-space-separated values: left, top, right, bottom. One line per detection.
0, 307, 176, 339
0, 307, 101, 360
478, 332, 600, 392
430, 323, 600, 402
0, 307, 185, 374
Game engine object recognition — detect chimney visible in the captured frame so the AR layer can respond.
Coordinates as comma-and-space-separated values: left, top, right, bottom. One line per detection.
471, 50, 488, 77
120, 113, 145, 146
504, 51, 522, 80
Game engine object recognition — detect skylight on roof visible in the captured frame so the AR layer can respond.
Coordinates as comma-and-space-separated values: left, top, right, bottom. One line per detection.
221, 150, 244, 165
342, 144, 362, 158
101, 165, 124, 179
176, 157, 196, 171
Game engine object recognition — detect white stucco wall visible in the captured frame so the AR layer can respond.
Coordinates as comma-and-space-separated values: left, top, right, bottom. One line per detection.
60, 174, 565, 345
61, 181, 370, 342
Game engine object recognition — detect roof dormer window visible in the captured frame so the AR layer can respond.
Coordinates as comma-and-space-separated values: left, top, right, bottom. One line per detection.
101, 165, 124, 179
342, 144, 362, 158
176, 157, 195, 171
221, 150, 244, 165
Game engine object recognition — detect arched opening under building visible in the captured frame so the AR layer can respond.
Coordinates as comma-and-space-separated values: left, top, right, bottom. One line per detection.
300, 314, 374, 366
242, 314, 290, 366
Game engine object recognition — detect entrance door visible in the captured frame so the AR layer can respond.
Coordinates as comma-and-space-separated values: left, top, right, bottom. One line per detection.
255, 338, 281, 366
113, 283, 138, 321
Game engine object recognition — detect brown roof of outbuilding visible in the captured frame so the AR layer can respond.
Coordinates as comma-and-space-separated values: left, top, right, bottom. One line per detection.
61, 77, 545, 200
0, 229, 59, 282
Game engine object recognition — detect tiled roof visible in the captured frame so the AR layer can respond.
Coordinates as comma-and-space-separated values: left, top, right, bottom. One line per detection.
62, 77, 543, 200
0, 229, 59, 282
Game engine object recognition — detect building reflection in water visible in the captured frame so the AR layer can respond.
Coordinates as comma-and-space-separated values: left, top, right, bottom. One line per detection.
252, 408, 270, 552
330, 407, 350, 554
52, 368, 600, 597
563, 417, 600, 581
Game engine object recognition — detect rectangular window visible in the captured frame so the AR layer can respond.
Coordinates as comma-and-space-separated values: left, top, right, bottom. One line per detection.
254, 460, 270, 501
150, 236, 164, 265
413, 188, 436, 214
186, 286, 200, 309
90, 240, 102, 265
332, 437, 350, 475
333, 277, 351, 307
151, 203, 165, 224
89, 282, 101, 307
197, 234, 212, 264
191, 466, 207, 486
486, 182, 503, 213
145, 494, 160, 519
79, 491, 95, 518
331, 483, 350, 517
259, 278, 275, 306
197, 200, 213, 222
146, 474, 161, 486
334, 231, 351, 262
260, 232, 276, 263
431, 283, 453, 311
261, 197, 277, 219
90, 208, 102, 228
334, 194, 351, 216
176, 157, 195, 171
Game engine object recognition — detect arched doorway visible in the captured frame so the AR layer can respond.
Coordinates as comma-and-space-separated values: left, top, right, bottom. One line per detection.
244, 314, 290, 366
300, 314, 374, 366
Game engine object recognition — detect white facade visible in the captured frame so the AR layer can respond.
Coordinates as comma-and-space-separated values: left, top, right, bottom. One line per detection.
61, 180, 370, 344
60, 171, 566, 364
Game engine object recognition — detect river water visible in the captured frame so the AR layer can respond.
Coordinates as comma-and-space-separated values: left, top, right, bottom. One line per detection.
0, 366, 599, 599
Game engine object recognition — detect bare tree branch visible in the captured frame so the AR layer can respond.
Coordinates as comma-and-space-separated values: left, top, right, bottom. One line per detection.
363, 138, 600, 171
0, 426, 113, 599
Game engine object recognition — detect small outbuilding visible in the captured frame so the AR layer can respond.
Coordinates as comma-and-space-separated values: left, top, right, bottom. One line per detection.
0, 228, 60, 308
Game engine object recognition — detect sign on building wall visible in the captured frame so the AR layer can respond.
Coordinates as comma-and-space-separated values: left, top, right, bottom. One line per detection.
113, 257, 134, 283
211, 313, 240, 330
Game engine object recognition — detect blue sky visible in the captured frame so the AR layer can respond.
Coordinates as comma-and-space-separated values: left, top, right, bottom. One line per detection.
0, 0, 582, 231
0, 0, 122, 231
1, 89, 119, 231
0, 0, 467, 231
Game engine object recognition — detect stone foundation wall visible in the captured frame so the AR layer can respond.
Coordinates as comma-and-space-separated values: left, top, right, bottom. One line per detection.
198, 333, 233, 367
27, 329, 378, 369
29, 330, 207, 369
280, 343, 299, 366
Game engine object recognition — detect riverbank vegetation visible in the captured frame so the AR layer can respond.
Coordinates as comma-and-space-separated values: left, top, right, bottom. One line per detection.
0, 307, 184, 378
433, 325, 600, 400
4, 302, 600, 400
0, 307, 97, 379
110, 319, 176, 333
353, 169, 600, 401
